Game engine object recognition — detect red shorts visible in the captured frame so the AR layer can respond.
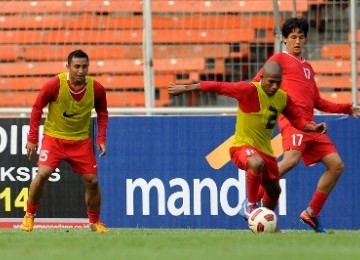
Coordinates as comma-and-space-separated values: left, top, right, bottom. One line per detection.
281, 124, 337, 166
229, 146, 279, 182
38, 135, 98, 174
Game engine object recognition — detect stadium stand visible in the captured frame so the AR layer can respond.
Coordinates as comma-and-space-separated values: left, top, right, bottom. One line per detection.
0, 1, 311, 14
0, 0, 357, 107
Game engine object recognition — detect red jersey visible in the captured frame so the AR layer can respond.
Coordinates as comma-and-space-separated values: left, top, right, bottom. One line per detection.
252, 52, 352, 130
28, 75, 108, 145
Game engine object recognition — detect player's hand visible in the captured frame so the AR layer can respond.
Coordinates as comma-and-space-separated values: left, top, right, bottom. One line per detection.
304, 122, 327, 133
167, 82, 200, 96
26, 141, 38, 160
98, 143, 106, 157
315, 122, 327, 134
351, 106, 360, 118
167, 82, 186, 96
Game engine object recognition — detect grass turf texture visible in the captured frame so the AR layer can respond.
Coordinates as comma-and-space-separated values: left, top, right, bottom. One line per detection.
1, 229, 360, 259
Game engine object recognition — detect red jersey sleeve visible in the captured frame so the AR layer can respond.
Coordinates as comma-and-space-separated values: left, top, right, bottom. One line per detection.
28, 77, 60, 143
93, 80, 108, 145
200, 81, 261, 112
200, 81, 255, 101
282, 95, 312, 131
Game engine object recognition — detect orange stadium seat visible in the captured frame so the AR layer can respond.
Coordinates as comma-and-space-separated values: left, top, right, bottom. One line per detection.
0, 90, 171, 108
321, 44, 360, 59
0, 61, 66, 76
310, 60, 358, 74
23, 45, 143, 61
0, 59, 205, 76
0, 1, 141, 14
22, 44, 240, 61
63, 15, 103, 30
153, 29, 255, 44
0, 14, 64, 29
97, 74, 174, 89
320, 91, 358, 104
0, 77, 48, 90
73, 14, 275, 30
149, 0, 309, 13
0, 12, 276, 31
0, 92, 37, 107
0, 45, 23, 61
106, 91, 171, 107
314, 75, 360, 90
0, 75, 172, 107
0, 75, 173, 91
315, 75, 351, 89
0, 1, 309, 15
153, 44, 235, 58
0, 29, 259, 44
0, 0, 310, 108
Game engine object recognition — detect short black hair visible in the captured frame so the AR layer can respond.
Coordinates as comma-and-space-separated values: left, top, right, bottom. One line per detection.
281, 17, 309, 38
67, 49, 89, 65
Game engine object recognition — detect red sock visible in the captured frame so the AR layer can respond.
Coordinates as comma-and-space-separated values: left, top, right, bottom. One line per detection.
87, 208, 100, 223
246, 169, 261, 204
308, 190, 328, 217
257, 185, 265, 203
26, 203, 39, 215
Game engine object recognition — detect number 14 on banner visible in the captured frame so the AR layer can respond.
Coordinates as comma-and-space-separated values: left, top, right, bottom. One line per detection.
0, 187, 28, 212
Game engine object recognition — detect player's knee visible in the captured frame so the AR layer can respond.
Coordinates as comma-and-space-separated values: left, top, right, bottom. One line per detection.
247, 155, 265, 173
89, 178, 99, 189
333, 161, 344, 176
35, 170, 53, 182
84, 176, 99, 190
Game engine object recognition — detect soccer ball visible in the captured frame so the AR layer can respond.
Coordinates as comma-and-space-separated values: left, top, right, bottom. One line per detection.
248, 207, 277, 233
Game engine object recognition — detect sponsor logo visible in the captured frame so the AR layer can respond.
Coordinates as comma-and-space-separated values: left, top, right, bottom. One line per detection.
125, 171, 287, 216
63, 112, 78, 118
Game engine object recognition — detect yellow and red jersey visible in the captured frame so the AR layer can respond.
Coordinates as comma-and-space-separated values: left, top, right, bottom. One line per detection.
28, 72, 108, 144
200, 80, 311, 156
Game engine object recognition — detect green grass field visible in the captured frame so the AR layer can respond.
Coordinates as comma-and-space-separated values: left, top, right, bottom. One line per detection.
1, 228, 360, 259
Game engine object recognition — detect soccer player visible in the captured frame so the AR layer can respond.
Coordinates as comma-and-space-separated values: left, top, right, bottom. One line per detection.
252, 17, 360, 233
21, 49, 109, 233
167, 61, 326, 225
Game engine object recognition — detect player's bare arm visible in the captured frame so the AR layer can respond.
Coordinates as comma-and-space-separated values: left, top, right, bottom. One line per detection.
167, 83, 200, 95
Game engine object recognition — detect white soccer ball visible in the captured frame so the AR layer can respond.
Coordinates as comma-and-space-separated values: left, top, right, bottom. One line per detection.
248, 207, 277, 233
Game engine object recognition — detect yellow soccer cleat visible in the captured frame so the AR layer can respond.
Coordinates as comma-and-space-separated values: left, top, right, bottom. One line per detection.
21, 213, 35, 232
89, 221, 109, 233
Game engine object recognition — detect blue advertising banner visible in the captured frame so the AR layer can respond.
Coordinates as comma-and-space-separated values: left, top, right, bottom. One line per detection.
98, 115, 360, 230
1, 115, 359, 230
